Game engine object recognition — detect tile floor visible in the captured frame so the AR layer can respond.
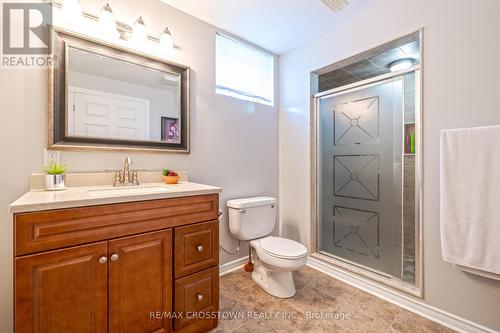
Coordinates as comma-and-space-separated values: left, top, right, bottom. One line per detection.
213, 266, 455, 333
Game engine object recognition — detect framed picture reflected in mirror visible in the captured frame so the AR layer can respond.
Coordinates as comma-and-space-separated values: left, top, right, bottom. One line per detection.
161, 117, 180, 143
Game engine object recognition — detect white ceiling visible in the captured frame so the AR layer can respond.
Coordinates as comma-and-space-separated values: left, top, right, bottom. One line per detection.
160, 0, 373, 55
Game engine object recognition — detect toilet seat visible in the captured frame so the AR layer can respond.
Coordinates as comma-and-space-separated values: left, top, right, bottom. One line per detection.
260, 236, 307, 259
256, 237, 308, 259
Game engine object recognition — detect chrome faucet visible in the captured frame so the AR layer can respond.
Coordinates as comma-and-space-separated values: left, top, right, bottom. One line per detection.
113, 157, 140, 186
121, 157, 132, 184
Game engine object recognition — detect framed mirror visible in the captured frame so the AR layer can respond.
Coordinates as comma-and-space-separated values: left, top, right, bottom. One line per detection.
48, 29, 190, 153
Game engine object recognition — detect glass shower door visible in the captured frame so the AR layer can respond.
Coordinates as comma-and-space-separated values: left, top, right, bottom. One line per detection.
318, 78, 403, 277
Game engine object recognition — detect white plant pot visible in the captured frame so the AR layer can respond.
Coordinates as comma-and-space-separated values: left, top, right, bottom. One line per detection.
45, 174, 66, 190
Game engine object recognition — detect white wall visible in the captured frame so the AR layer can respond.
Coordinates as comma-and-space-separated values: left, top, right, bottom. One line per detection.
279, 0, 500, 330
0, 0, 278, 331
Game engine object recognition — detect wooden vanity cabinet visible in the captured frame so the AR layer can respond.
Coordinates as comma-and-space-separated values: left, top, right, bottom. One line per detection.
13, 194, 219, 333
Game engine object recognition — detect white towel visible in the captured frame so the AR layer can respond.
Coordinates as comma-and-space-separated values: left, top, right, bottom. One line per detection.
440, 125, 500, 278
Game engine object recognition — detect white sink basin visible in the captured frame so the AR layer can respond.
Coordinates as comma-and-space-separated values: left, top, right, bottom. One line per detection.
87, 185, 176, 198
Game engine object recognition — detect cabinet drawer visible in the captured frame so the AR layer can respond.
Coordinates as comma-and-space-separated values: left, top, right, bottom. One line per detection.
174, 220, 219, 278
15, 194, 218, 256
173, 267, 219, 332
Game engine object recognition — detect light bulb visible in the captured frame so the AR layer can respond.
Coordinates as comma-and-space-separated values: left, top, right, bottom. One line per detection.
388, 58, 415, 72
62, 0, 82, 24
160, 27, 174, 50
131, 16, 147, 43
98, 4, 119, 39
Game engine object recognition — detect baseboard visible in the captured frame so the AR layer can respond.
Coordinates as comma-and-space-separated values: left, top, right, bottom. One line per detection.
219, 257, 247, 276
307, 256, 498, 333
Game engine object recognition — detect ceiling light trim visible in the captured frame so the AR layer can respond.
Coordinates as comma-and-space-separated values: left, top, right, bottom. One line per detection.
321, 0, 349, 12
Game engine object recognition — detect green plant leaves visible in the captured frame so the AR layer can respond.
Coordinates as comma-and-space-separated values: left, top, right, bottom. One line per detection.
44, 163, 66, 175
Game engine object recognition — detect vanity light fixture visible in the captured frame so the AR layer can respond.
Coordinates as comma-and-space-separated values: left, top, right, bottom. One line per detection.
62, 0, 82, 24
55, 1, 177, 52
388, 58, 415, 72
98, 3, 119, 38
160, 26, 174, 50
131, 16, 147, 43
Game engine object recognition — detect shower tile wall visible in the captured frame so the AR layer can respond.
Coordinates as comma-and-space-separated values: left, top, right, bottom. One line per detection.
317, 40, 420, 93
404, 74, 416, 123
402, 72, 416, 284
403, 155, 416, 283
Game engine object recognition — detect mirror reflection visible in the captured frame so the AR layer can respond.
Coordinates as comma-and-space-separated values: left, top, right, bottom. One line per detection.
66, 47, 182, 143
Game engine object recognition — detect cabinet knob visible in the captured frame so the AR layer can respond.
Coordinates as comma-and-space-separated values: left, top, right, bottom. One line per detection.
110, 254, 119, 262
99, 256, 108, 264
196, 245, 204, 252
196, 293, 204, 301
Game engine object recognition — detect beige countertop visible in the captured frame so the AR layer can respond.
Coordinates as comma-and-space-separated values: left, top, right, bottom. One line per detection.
9, 181, 222, 214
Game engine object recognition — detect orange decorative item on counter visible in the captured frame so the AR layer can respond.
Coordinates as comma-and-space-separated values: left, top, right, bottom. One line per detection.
162, 169, 180, 184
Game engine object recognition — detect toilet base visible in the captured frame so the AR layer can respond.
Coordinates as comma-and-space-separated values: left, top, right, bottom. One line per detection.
251, 263, 296, 298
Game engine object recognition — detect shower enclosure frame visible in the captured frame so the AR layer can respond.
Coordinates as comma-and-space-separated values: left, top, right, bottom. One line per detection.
309, 30, 423, 298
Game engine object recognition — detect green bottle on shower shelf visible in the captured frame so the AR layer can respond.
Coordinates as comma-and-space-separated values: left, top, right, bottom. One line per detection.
410, 133, 415, 154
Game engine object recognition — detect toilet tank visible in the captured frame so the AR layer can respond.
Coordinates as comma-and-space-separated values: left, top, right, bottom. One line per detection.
227, 197, 277, 240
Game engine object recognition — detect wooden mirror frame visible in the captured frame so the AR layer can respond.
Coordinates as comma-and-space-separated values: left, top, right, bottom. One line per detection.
48, 29, 190, 153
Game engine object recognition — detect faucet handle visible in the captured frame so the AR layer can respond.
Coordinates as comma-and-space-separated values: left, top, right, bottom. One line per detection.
131, 171, 140, 186
113, 171, 122, 186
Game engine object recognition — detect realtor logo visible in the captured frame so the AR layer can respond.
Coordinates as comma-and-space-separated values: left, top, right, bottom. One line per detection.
2, 2, 54, 67
3, 2, 51, 54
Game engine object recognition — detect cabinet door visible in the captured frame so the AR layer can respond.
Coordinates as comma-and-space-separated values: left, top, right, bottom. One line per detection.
15, 242, 108, 333
109, 230, 172, 333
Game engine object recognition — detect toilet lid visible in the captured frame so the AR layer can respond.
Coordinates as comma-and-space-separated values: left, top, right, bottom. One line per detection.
260, 237, 307, 259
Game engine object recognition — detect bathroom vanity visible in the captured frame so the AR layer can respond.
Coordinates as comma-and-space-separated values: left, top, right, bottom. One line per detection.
10, 180, 221, 333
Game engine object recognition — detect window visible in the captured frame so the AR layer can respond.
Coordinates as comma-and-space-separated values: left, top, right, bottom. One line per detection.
216, 33, 274, 106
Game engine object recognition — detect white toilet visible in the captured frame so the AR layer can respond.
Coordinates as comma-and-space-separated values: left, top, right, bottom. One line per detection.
227, 197, 308, 298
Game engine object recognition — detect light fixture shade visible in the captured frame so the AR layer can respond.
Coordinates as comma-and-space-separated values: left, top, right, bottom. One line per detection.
388, 58, 415, 72
131, 16, 147, 43
62, 0, 82, 24
98, 4, 119, 38
160, 27, 174, 50
321, 0, 349, 12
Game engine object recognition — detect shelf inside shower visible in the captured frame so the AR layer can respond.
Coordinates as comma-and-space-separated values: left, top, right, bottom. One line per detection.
404, 123, 416, 155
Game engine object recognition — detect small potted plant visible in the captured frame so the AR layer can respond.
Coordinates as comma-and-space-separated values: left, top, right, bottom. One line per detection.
162, 169, 180, 184
44, 163, 66, 190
